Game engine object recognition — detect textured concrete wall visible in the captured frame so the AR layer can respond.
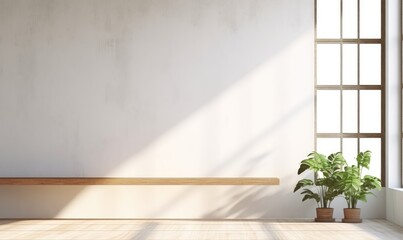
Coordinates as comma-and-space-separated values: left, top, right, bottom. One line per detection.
0, 0, 385, 219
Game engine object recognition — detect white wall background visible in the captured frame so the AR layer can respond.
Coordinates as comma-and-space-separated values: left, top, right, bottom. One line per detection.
387, 188, 403, 226
386, 0, 403, 228
0, 0, 385, 219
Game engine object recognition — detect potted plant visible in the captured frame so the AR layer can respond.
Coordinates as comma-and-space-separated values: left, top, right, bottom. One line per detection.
294, 151, 346, 222
337, 150, 382, 223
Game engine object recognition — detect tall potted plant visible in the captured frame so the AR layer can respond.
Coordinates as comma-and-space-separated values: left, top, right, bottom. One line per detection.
337, 150, 382, 223
294, 151, 346, 222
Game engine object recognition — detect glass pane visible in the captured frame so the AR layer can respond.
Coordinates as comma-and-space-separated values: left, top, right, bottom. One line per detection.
360, 90, 381, 133
317, 90, 341, 133
343, 0, 358, 38
360, 0, 381, 38
317, 138, 341, 156
343, 90, 358, 132
342, 138, 358, 166
360, 138, 381, 179
317, 44, 340, 85
317, 0, 341, 38
343, 44, 358, 85
360, 44, 381, 85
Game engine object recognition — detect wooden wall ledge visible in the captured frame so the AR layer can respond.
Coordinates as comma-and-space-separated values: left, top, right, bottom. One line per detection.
0, 177, 279, 185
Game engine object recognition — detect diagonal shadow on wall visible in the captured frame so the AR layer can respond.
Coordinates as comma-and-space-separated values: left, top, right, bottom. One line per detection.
0, 0, 313, 218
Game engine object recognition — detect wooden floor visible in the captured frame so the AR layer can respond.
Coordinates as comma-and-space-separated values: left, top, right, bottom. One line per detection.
0, 219, 402, 240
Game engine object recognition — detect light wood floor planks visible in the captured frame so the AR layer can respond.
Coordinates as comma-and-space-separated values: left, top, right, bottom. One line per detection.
0, 219, 402, 240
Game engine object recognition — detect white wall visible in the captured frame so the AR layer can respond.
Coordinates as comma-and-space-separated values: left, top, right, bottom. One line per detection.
386, 0, 403, 228
387, 188, 403, 226
386, 0, 401, 189
0, 0, 313, 179
0, 0, 385, 219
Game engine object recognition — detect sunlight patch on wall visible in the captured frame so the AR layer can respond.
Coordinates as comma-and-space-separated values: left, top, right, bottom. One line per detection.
107, 32, 313, 178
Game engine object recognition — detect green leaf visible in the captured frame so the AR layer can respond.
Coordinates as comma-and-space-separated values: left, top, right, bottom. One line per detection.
328, 152, 347, 172
362, 175, 382, 191
300, 189, 320, 203
293, 179, 314, 192
297, 164, 310, 175
357, 192, 368, 202
357, 150, 371, 169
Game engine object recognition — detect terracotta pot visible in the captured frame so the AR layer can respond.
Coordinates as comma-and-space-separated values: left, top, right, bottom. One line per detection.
342, 208, 362, 223
315, 208, 335, 222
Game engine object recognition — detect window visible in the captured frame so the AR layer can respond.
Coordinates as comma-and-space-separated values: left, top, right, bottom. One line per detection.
315, 0, 385, 183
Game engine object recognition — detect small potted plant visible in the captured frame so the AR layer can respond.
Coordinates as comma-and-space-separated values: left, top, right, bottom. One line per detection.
294, 151, 346, 222
337, 150, 382, 223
